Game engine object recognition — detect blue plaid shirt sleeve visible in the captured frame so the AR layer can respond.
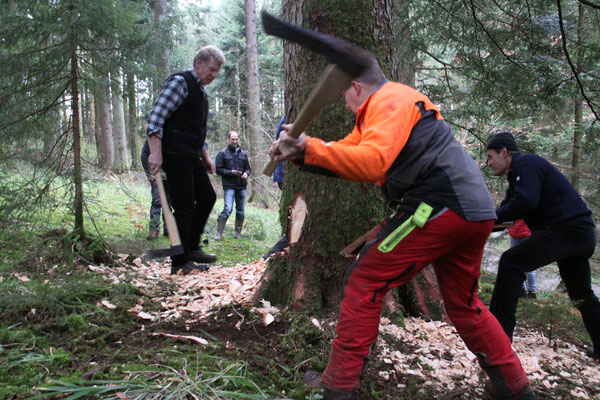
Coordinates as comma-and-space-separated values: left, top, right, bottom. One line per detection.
146, 75, 188, 139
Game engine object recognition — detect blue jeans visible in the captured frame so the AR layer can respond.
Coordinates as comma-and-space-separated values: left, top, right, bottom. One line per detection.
219, 188, 246, 220
510, 237, 536, 292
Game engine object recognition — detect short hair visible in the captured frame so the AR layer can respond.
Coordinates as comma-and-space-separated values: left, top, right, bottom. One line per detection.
346, 47, 387, 86
194, 45, 225, 67
228, 131, 238, 139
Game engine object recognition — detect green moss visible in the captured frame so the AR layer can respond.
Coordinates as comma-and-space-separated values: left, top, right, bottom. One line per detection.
63, 313, 88, 333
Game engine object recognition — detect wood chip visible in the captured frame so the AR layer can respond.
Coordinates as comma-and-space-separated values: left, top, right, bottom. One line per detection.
158, 332, 208, 345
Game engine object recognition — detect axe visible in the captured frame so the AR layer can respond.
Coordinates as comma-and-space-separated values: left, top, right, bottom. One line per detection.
144, 174, 184, 260
261, 11, 370, 176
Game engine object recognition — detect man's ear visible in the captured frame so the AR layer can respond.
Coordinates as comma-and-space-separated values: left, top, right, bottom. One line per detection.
351, 81, 361, 95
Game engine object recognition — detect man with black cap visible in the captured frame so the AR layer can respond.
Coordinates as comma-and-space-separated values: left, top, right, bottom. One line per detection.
486, 132, 600, 361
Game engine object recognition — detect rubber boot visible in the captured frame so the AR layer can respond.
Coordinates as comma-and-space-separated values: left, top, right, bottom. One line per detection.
234, 216, 244, 239
214, 216, 226, 241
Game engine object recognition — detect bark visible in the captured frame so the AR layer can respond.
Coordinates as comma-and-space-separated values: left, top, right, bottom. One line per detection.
82, 86, 96, 144
111, 69, 129, 171
259, 0, 388, 311
87, 90, 96, 149
95, 76, 114, 169
154, 0, 170, 82
71, 49, 84, 238
244, 0, 265, 204
125, 72, 140, 170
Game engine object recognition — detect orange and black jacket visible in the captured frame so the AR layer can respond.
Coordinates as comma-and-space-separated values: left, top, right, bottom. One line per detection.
300, 81, 495, 222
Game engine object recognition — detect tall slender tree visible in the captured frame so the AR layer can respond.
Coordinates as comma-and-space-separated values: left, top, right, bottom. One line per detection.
111, 69, 129, 171
244, 0, 265, 203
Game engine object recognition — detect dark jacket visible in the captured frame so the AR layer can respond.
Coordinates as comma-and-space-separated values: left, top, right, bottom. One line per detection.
215, 145, 251, 189
496, 152, 593, 230
162, 71, 208, 159
382, 105, 495, 220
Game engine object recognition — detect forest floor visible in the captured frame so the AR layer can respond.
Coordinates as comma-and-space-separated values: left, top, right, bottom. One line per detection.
11, 247, 598, 400
2, 172, 600, 399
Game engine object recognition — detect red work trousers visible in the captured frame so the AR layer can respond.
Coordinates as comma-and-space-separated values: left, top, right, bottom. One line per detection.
321, 209, 530, 394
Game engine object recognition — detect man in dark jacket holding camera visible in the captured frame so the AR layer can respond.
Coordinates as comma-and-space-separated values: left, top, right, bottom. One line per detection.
215, 131, 251, 240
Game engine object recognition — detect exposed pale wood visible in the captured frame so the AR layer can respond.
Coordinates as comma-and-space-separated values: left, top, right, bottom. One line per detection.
288, 192, 308, 244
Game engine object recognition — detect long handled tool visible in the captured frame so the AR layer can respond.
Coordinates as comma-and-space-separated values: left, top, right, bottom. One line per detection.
145, 174, 184, 260
261, 11, 370, 176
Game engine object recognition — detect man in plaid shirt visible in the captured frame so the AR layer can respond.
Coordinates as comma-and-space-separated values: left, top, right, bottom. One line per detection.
146, 45, 225, 275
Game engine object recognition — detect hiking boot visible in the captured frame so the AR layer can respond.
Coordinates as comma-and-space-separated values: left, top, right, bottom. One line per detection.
528, 291, 537, 299
484, 380, 535, 400
171, 261, 209, 275
302, 371, 358, 400
187, 248, 217, 263
147, 230, 159, 240
586, 347, 599, 360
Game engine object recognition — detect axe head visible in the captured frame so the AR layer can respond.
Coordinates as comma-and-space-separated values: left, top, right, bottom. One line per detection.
145, 244, 184, 260
261, 11, 370, 78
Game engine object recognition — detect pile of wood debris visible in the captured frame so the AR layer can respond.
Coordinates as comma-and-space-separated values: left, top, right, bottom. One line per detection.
81, 255, 599, 399
378, 318, 599, 398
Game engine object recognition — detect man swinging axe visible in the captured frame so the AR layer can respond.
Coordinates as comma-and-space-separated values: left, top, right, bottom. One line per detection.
263, 12, 534, 400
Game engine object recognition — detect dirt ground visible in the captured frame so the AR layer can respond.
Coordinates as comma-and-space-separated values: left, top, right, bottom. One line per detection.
89, 256, 600, 400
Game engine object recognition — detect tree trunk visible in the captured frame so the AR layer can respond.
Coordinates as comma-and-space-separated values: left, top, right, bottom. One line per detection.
256, 0, 447, 321
571, 3, 585, 191
244, 0, 265, 205
111, 69, 129, 171
154, 0, 170, 81
125, 72, 140, 170
95, 78, 114, 169
258, 0, 388, 311
71, 49, 85, 238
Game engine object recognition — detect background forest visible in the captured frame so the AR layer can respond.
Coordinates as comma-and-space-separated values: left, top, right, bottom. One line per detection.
1, 0, 600, 399
1, 0, 599, 238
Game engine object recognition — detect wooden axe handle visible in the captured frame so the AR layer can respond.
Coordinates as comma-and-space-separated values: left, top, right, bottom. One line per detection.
263, 64, 353, 176
154, 173, 182, 247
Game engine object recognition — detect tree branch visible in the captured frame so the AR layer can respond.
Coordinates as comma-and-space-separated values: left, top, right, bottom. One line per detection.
556, 0, 600, 121
577, 0, 600, 10
467, 0, 526, 70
